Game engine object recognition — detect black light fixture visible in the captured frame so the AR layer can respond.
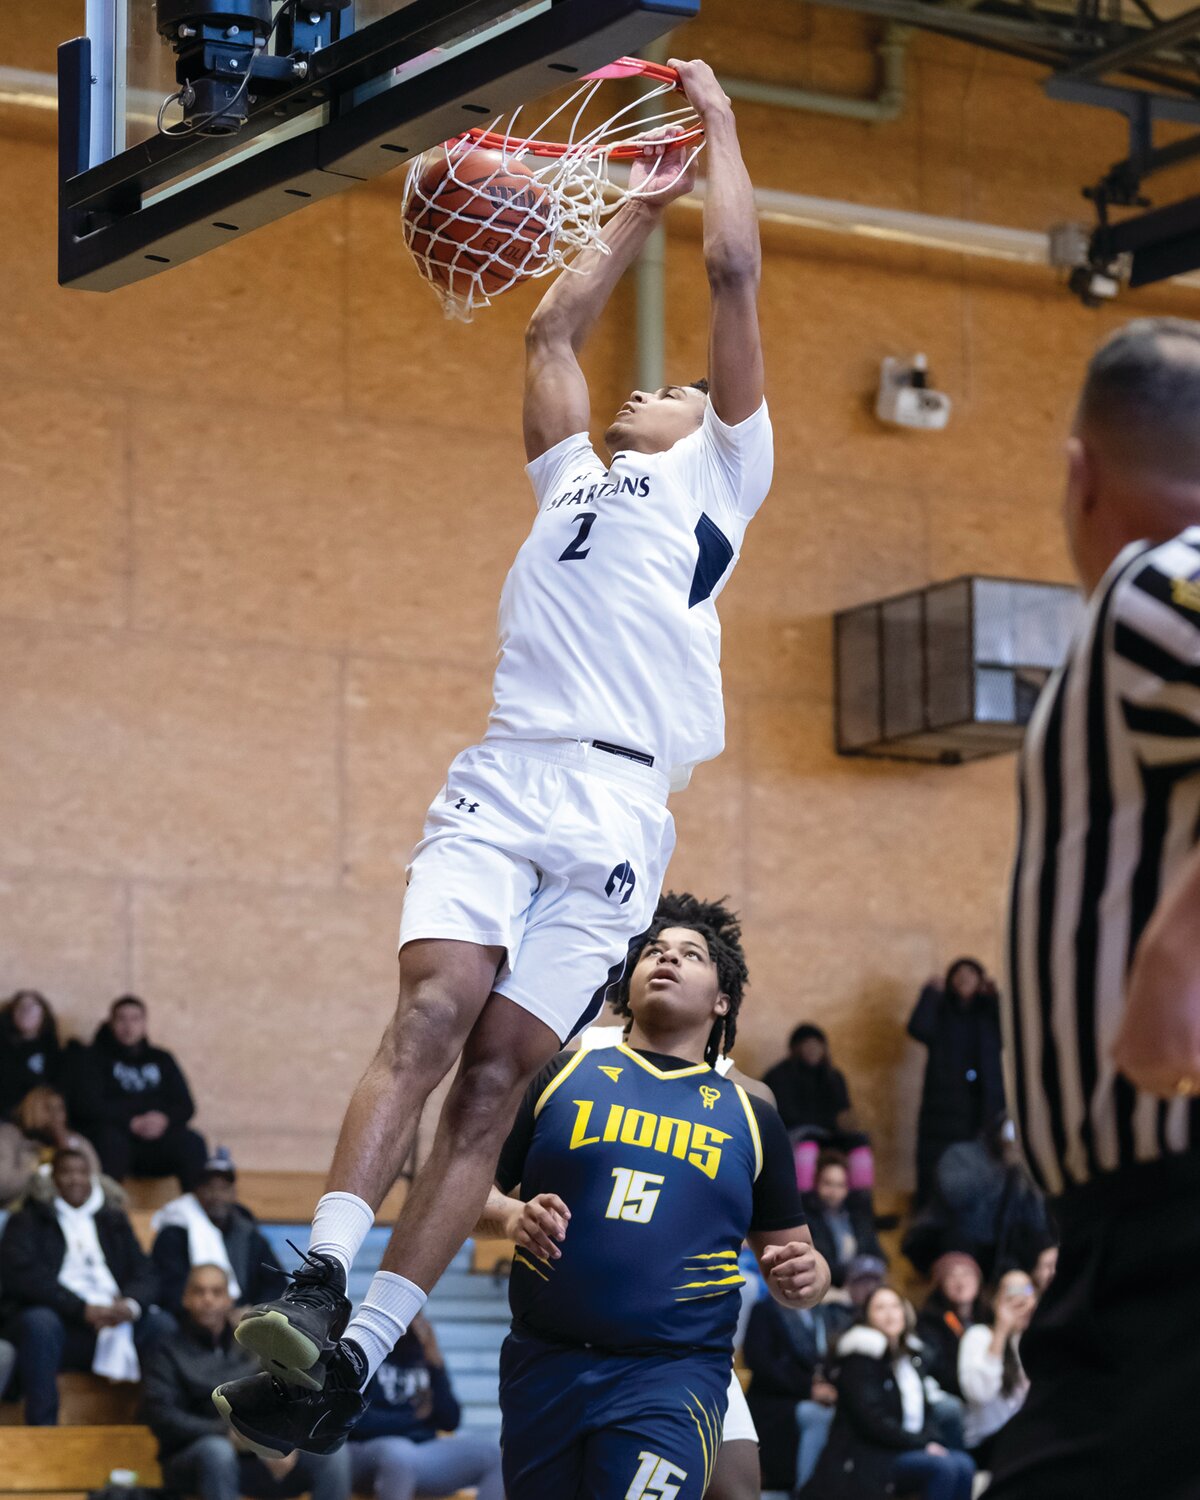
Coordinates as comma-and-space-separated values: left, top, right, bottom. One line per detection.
834, 576, 1083, 763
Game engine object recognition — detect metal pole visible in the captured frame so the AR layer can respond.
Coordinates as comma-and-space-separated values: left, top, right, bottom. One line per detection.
633, 35, 670, 394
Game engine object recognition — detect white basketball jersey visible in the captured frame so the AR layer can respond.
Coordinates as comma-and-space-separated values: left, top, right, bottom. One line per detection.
488, 401, 773, 789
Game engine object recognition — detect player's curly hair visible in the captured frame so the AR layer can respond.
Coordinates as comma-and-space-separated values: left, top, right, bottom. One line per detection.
615, 891, 748, 1067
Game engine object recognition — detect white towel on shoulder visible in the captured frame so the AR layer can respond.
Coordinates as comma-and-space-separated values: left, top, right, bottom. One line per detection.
151, 1192, 241, 1300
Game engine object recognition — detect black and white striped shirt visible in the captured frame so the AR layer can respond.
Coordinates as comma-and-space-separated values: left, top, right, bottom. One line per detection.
1005, 526, 1200, 1194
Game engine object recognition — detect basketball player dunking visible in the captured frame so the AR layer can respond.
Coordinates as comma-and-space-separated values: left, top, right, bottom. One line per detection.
215, 58, 773, 1455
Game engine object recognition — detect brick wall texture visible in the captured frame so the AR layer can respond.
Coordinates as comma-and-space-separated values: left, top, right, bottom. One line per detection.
3, 0, 1198, 1184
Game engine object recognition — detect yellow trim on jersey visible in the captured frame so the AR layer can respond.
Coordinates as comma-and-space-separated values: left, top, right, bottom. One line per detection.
617, 1042, 712, 1081
674, 1275, 746, 1290
512, 1249, 551, 1282
533, 1048, 592, 1118
733, 1082, 763, 1180
686, 1251, 738, 1261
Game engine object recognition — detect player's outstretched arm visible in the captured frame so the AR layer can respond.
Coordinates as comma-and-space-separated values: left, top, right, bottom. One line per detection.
1112, 840, 1200, 1097
750, 1227, 831, 1311
670, 58, 763, 426
523, 139, 695, 462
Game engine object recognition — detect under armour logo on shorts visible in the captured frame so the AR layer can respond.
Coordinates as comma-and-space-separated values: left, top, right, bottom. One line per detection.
605, 861, 637, 904
453, 797, 480, 813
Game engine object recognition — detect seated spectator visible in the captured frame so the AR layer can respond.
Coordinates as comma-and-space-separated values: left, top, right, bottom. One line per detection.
70, 995, 207, 1189
902, 1115, 1052, 1280
802, 1152, 886, 1289
800, 1287, 974, 1500
762, 1025, 874, 1192
957, 1269, 1035, 1467
0, 1146, 172, 1424
152, 1150, 284, 1320
1031, 1243, 1058, 1293
349, 1311, 503, 1500
143, 1263, 351, 1500
915, 1252, 986, 1397
908, 960, 1005, 1204
744, 1292, 849, 1493
0, 1086, 109, 1207
0, 991, 65, 1120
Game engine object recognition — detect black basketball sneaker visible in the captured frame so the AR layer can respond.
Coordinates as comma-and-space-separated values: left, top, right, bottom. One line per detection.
213, 1340, 369, 1456
234, 1247, 351, 1389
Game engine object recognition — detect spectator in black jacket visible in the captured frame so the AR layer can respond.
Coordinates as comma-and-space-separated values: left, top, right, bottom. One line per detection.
0, 1146, 172, 1423
762, 1024, 875, 1192
802, 1151, 886, 1289
143, 1263, 351, 1500
915, 1252, 986, 1397
152, 1151, 284, 1320
909, 960, 1005, 1204
71, 996, 207, 1189
0, 991, 65, 1120
349, 1312, 503, 1500
800, 1288, 975, 1500
902, 1116, 1053, 1280
744, 1295, 852, 1493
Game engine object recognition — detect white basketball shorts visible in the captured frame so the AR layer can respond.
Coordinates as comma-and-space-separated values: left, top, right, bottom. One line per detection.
724, 1372, 758, 1443
398, 737, 676, 1042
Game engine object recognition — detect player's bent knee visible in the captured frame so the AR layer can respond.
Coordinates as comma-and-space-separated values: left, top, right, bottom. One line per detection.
378, 983, 468, 1083
443, 1052, 533, 1144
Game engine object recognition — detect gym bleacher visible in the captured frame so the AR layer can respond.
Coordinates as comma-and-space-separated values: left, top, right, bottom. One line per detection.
0, 1173, 509, 1500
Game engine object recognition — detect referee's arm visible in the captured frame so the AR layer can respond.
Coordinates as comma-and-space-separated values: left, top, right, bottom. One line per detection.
1114, 841, 1200, 1097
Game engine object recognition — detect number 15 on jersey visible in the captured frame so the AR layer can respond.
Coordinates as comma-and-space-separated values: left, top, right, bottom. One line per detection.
606, 1167, 665, 1223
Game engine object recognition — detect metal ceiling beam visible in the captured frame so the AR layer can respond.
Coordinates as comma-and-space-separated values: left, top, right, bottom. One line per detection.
1063, 1, 1200, 76
802, 0, 1090, 48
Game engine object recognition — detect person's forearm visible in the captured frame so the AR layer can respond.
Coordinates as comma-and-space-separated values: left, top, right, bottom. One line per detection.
1116, 844, 1200, 1093
700, 110, 759, 285
474, 1184, 520, 1239
528, 198, 664, 352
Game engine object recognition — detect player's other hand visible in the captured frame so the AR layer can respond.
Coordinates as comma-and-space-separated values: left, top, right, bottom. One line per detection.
668, 58, 733, 121
509, 1192, 571, 1262
629, 126, 696, 205
761, 1240, 828, 1308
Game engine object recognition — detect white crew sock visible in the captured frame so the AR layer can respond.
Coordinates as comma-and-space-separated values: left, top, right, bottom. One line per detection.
344, 1270, 427, 1382
307, 1191, 375, 1279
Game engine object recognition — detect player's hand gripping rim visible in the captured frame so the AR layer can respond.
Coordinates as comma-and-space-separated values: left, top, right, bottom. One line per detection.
761, 1240, 828, 1308
508, 1192, 571, 1262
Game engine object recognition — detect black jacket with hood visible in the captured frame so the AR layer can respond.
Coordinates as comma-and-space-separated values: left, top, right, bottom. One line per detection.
0, 1184, 159, 1327
799, 1325, 943, 1500
70, 1022, 196, 1135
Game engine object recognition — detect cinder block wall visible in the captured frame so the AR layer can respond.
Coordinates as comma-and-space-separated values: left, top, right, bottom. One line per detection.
2, 0, 1196, 1186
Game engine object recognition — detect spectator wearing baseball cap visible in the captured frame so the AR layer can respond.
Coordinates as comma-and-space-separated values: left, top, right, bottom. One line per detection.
150, 1150, 284, 1320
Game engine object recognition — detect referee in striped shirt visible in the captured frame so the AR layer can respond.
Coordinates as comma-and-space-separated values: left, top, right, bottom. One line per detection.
987, 317, 1200, 1500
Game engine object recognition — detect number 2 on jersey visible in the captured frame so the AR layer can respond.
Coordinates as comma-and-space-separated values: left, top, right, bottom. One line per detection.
558, 512, 596, 562
606, 1167, 665, 1223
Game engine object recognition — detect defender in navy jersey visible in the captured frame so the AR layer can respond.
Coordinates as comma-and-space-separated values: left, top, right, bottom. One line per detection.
218, 59, 774, 1460
478, 894, 829, 1499
987, 320, 1200, 1500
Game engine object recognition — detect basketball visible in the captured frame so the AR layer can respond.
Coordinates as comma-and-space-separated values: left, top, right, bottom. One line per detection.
404, 144, 552, 302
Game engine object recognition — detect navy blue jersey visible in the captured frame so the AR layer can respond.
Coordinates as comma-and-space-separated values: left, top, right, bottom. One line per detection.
495, 1044, 804, 1355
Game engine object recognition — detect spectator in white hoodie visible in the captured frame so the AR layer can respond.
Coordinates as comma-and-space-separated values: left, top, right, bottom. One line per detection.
957, 1270, 1036, 1466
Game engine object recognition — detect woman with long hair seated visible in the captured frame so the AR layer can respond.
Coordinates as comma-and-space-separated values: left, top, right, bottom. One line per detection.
800, 1285, 975, 1500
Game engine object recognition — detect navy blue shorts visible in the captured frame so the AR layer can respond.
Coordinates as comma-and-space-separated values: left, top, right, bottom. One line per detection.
499, 1328, 730, 1500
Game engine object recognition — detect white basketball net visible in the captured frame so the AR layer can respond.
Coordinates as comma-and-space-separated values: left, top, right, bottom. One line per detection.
402, 61, 703, 322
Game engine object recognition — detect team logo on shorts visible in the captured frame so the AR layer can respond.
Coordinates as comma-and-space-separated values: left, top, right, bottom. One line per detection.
605, 861, 637, 905
453, 796, 480, 813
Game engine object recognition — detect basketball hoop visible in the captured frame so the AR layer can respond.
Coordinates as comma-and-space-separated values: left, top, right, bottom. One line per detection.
401, 57, 704, 321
